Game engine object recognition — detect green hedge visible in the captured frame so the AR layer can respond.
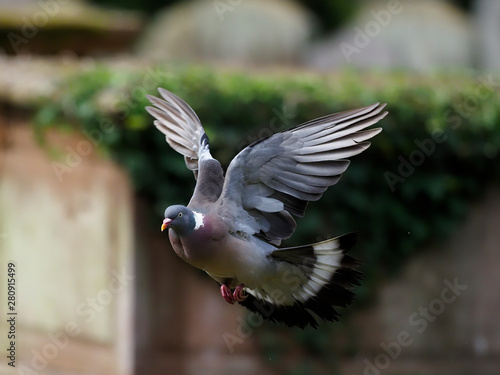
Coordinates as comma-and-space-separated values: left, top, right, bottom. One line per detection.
36, 64, 500, 291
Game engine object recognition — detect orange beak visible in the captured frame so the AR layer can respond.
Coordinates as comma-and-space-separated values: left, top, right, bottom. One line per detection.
161, 218, 172, 232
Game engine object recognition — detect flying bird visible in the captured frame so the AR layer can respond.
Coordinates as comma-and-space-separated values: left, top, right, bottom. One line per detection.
146, 89, 387, 328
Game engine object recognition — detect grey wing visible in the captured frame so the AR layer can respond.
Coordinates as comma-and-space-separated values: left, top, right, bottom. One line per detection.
146, 89, 224, 204
146, 88, 206, 178
218, 103, 388, 244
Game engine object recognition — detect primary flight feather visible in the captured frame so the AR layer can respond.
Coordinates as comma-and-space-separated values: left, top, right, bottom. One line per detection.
146, 88, 387, 328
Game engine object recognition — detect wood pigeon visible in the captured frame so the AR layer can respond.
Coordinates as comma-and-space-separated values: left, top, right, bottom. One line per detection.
146, 89, 387, 328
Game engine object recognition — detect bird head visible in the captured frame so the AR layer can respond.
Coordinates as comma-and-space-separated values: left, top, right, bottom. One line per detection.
161, 205, 196, 235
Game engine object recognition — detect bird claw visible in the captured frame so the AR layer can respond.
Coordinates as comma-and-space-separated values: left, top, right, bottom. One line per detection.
221, 283, 247, 304
233, 284, 247, 302
221, 284, 235, 304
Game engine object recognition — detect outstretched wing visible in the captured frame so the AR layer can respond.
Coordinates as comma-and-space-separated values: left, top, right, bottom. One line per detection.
146, 88, 206, 178
218, 103, 388, 244
146, 89, 224, 205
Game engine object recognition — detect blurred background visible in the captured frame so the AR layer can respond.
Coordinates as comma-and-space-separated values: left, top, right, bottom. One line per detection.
0, 0, 499, 374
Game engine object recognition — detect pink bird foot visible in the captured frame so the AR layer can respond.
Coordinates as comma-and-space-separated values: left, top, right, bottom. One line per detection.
221, 284, 235, 304
233, 284, 247, 302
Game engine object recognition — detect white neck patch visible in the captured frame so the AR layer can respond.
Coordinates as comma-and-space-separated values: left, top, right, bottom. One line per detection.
193, 211, 205, 230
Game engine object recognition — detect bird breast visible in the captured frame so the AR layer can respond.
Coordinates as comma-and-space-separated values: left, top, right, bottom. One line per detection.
168, 214, 225, 268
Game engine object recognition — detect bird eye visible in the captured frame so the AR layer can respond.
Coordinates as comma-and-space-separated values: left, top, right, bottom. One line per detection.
178, 212, 183, 218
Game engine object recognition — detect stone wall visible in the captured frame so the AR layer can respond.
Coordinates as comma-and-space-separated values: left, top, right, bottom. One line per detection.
340, 188, 500, 375
0, 114, 134, 375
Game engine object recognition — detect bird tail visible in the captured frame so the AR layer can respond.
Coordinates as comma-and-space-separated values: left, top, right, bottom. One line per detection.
238, 232, 363, 328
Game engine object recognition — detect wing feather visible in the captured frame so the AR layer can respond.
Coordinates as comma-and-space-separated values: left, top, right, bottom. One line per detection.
218, 103, 387, 244
146, 89, 206, 178
146, 88, 224, 204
